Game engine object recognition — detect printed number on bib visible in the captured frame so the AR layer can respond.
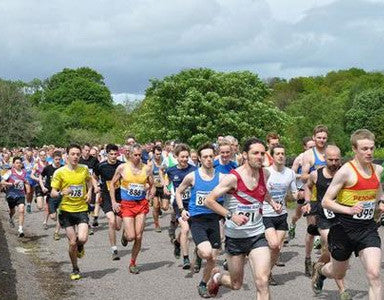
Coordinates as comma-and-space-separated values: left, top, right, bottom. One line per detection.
323, 208, 335, 219
195, 191, 209, 206
70, 185, 83, 198
235, 203, 259, 224
353, 201, 375, 220
14, 180, 24, 190
128, 183, 145, 197
154, 175, 162, 186
182, 188, 191, 200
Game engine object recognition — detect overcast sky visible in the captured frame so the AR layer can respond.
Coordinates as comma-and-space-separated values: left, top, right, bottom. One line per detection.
1, 0, 383, 102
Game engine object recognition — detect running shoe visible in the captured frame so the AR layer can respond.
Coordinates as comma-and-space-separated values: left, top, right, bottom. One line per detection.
275, 255, 285, 267
288, 223, 296, 240
305, 257, 312, 277
77, 244, 85, 258
121, 231, 128, 247
92, 218, 99, 227
9, 218, 15, 228
174, 241, 181, 259
89, 227, 94, 235
112, 250, 120, 261
183, 257, 191, 270
207, 267, 221, 297
194, 249, 202, 273
43, 222, 48, 230
70, 269, 82, 280
222, 259, 228, 271
155, 226, 162, 233
311, 262, 325, 294
53, 232, 60, 241
340, 290, 352, 300
18, 230, 24, 238
198, 285, 210, 298
26, 204, 31, 214
129, 264, 140, 274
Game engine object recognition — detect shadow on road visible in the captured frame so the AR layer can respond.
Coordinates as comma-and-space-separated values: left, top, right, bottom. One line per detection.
118, 247, 150, 258
280, 251, 299, 264
274, 271, 303, 284
83, 267, 119, 279
0, 220, 17, 300
140, 260, 174, 272
318, 288, 368, 299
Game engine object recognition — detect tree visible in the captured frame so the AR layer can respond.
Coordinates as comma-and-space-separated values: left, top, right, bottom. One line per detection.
0, 80, 38, 147
129, 68, 291, 146
345, 89, 384, 147
43, 67, 112, 106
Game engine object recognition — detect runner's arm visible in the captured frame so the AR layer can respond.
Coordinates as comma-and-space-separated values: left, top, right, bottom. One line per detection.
109, 165, 123, 207
175, 173, 194, 211
300, 151, 312, 182
30, 167, 39, 181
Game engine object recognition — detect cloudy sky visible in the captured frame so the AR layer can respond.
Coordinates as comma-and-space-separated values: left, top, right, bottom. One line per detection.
1, 0, 383, 102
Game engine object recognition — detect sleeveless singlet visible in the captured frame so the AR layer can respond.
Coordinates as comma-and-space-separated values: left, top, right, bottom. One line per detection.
5, 168, 27, 198
152, 160, 163, 188
120, 163, 147, 201
316, 167, 335, 219
336, 161, 379, 226
224, 169, 267, 238
189, 169, 222, 217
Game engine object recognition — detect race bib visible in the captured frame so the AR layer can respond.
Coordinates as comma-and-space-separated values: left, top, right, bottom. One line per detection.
154, 175, 162, 185
182, 188, 191, 200
353, 201, 375, 220
69, 185, 84, 198
235, 203, 259, 224
128, 183, 145, 197
14, 180, 24, 190
195, 191, 209, 206
106, 180, 120, 191
88, 169, 94, 176
323, 208, 335, 219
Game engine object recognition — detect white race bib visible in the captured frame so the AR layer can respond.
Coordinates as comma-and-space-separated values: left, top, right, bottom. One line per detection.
14, 180, 24, 190
353, 201, 375, 220
128, 183, 145, 197
69, 185, 84, 198
195, 191, 209, 206
235, 203, 259, 224
323, 208, 335, 219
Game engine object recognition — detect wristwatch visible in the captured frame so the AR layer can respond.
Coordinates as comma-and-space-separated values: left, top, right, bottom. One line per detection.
225, 211, 233, 220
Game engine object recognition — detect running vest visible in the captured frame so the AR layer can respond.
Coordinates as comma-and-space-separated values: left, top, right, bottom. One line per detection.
316, 167, 335, 219
224, 169, 267, 238
120, 163, 147, 201
152, 160, 163, 188
5, 168, 27, 198
336, 161, 379, 223
309, 148, 326, 172
189, 169, 222, 217
265, 152, 274, 166
213, 158, 237, 174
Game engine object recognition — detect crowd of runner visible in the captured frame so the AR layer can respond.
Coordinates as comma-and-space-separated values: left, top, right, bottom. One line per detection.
0, 126, 383, 299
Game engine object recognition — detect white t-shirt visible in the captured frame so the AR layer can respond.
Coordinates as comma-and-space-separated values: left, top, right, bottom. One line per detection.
263, 166, 297, 217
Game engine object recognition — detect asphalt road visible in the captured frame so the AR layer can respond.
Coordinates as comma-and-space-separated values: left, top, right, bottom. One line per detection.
1, 197, 383, 300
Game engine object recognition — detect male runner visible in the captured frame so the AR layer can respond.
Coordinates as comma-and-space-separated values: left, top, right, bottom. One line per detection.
23, 148, 35, 213
301, 125, 328, 275
163, 144, 196, 268
214, 139, 238, 174
289, 137, 315, 240
94, 144, 123, 260
109, 144, 154, 274
205, 137, 282, 299
148, 145, 169, 232
263, 144, 297, 285
176, 143, 223, 298
303, 145, 351, 300
51, 144, 93, 280
312, 129, 384, 300
264, 133, 280, 167
30, 150, 48, 213
40, 150, 63, 240
1, 157, 30, 237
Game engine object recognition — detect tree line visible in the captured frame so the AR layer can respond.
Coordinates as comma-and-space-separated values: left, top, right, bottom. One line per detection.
1, 67, 383, 156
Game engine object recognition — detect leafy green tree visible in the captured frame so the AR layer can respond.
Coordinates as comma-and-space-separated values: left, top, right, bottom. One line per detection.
345, 89, 384, 147
0, 80, 38, 147
130, 68, 291, 147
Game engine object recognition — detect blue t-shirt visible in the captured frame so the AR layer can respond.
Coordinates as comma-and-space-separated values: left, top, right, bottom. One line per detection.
213, 159, 237, 174
166, 164, 196, 204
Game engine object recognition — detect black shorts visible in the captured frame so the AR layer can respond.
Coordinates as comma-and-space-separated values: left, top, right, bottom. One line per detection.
328, 223, 381, 261
263, 214, 288, 231
225, 233, 268, 256
35, 185, 45, 198
173, 201, 189, 220
58, 210, 89, 228
154, 187, 170, 199
6, 196, 25, 210
48, 196, 62, 214
317, 215, 336, 230
100, 192, 121, 216
190, 214, 221, 249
